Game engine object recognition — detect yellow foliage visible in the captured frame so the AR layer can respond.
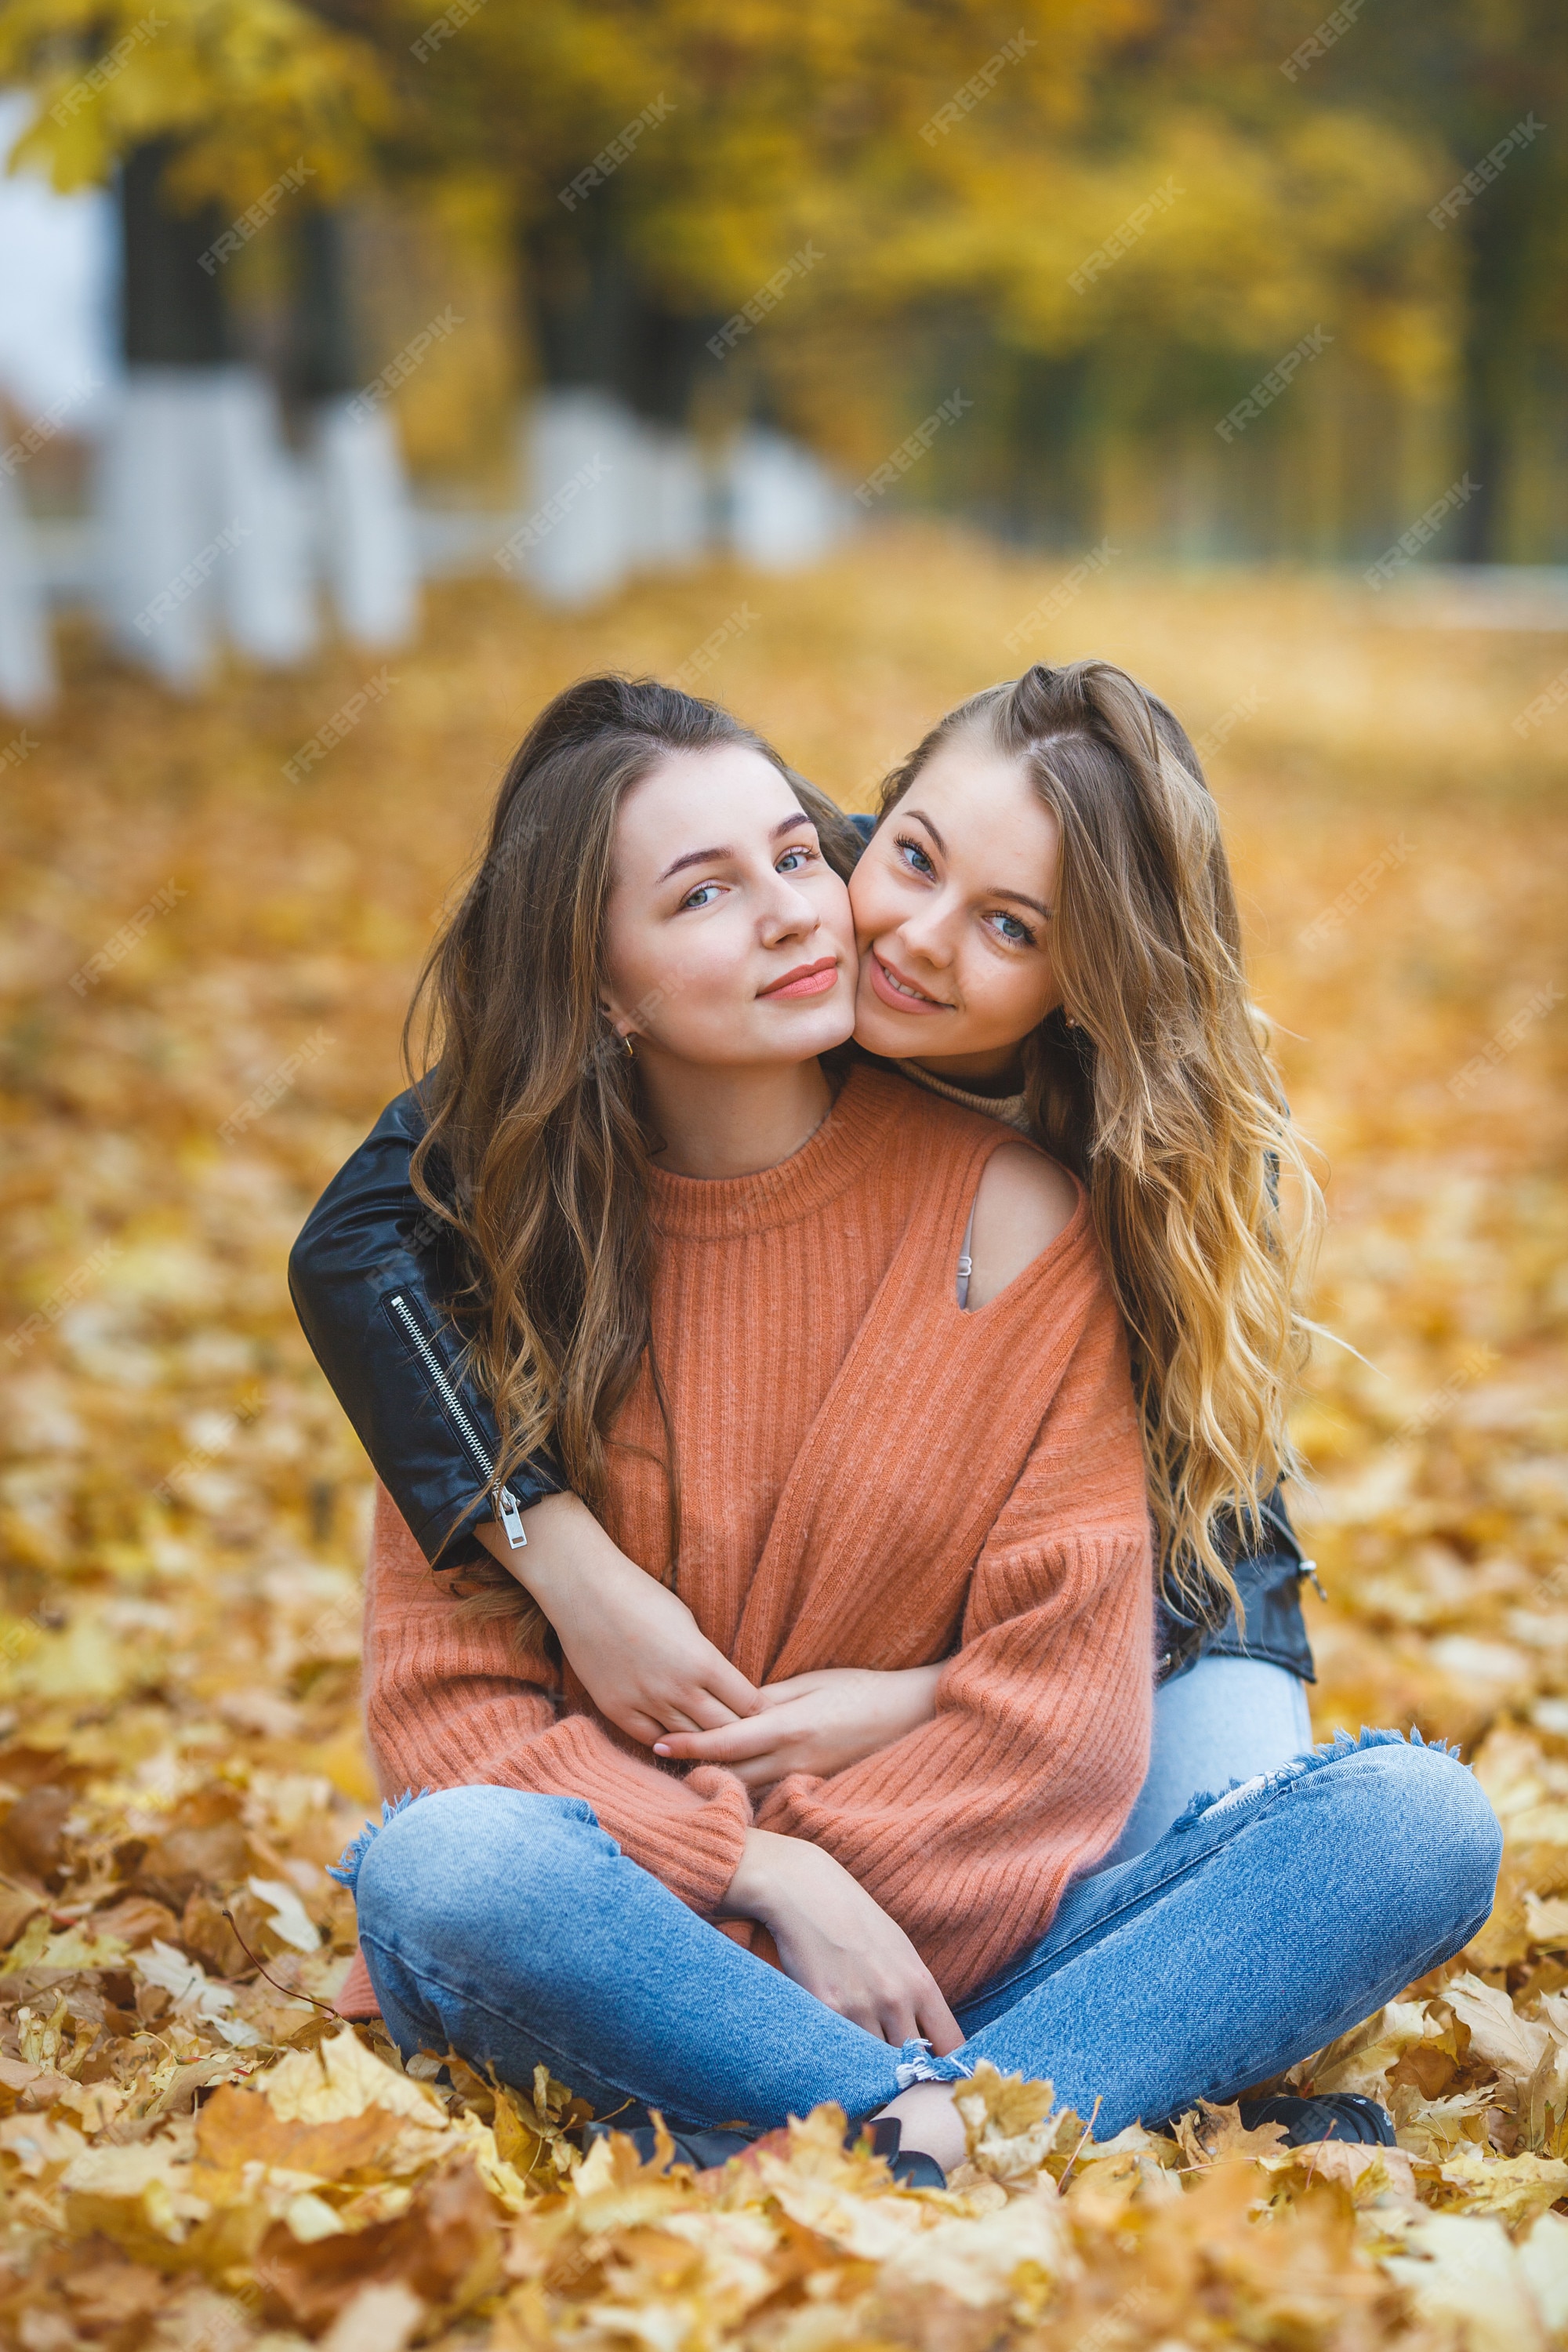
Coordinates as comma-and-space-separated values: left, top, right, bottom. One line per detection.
0, 539, 1564, 2342
0, 0, 389, 205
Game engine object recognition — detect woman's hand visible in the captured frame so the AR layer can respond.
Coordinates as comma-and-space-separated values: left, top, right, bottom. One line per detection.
724, 1828, 963, 2053
652, 1664, 944, 1788
478, 1494, 761, 1746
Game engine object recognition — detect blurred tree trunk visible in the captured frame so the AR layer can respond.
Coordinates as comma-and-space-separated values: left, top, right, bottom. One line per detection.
122, 143, 231, 366
294, 209, 417, 649
103, 144, 316, 685
1454, 172, 1543, 563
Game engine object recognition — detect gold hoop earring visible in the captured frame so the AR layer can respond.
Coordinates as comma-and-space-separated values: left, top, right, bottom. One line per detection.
623, 1033, 636, 1059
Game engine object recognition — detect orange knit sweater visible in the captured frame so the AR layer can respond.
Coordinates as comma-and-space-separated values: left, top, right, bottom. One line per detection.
358, 1065, 1153, 2004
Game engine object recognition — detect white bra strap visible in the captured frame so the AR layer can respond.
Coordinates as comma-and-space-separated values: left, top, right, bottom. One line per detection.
956, 1196, 978, 1310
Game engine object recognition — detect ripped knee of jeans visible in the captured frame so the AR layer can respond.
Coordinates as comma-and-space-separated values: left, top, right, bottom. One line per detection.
1172, 1722, 1472, 1836
895, 2037, 975, 2090
328, 1787, 428, 1893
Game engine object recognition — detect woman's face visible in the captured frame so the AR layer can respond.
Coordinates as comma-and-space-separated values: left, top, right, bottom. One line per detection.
849, 729, 1063, 1080
602, 743, 857, 1068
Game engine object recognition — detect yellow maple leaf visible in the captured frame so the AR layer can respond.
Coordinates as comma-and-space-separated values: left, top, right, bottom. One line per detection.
953, 2060, 1062, 2186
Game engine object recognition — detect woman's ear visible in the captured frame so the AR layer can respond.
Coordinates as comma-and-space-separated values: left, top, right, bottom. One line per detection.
598, 996, 635, 1051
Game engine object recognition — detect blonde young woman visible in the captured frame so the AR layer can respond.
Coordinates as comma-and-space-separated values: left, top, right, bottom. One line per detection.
296, 673, 1497, 2178
298, 662, 1316, 1854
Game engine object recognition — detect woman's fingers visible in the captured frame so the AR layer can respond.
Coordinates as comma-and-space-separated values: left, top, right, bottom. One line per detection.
752, 1673, 818, 1708
866, 1983, 960, 2056
916, 1988, 964, 2056
652, 1714, 788, 1763
673, 1693, 745, 1734
706, 1658, 767, 1719
652, 1672, 763, 1736
876, 1999, 920, 2049
621, 1709, 673, 1748
650, 1657, 764, 1738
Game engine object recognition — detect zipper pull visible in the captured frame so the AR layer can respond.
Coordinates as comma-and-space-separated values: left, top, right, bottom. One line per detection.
1301, 1559, 1328, 1602
496, 1487, 527, 1550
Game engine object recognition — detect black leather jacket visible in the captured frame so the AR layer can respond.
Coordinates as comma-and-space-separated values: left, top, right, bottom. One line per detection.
289, 1084, 566, 1569
289, 1088, 1318, 1688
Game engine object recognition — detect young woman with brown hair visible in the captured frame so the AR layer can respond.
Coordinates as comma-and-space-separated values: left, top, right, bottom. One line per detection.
300, 673, 1497, 2178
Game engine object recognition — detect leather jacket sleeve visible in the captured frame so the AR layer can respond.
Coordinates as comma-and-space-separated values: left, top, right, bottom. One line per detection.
288, 1087, 564, 1570
1153, 1486, 1319, 1686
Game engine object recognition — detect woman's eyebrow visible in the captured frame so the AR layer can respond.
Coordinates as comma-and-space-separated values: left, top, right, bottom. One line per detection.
989, 886, 1053, 920
658, 844, 731, 882
657, 813, 814, 885
903, 807, 946, 855
906, 807, 1050, 920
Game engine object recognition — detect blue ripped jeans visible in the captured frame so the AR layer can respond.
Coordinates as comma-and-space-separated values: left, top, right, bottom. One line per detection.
337, 1730, 1501, 2137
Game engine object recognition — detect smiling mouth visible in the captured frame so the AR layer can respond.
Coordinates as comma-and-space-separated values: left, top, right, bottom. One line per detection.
759, 956, 840, 1000
867, 951, 951, 1014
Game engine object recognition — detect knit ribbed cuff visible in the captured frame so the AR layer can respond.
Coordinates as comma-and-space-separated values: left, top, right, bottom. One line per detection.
544, 1727, 753, 1918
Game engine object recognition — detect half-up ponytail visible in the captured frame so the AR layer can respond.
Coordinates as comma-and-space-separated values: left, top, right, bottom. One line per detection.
882, 660, 1323, 1610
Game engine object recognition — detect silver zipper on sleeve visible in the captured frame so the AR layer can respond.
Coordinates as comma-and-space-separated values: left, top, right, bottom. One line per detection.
387, 1293, 526, 1548
1260, 1495, 1327, 1600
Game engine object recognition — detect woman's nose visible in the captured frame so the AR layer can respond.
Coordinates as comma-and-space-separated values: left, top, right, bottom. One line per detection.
760, 876, 819, 942
895, 904, 954, 967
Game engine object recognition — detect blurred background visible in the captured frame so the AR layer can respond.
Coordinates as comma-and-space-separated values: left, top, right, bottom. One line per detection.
2, 0, 1568, 705
0, 2, 1565, 1916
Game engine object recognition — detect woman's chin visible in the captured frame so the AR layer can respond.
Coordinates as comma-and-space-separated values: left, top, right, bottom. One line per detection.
756, 1001, 858, 1060
851, 989, 929, 1062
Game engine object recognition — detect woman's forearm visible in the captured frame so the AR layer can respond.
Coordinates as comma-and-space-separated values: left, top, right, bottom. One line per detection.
479, 1492, 762, 1743
477, 1490, 629, 1609
720, 1826, 790, 1925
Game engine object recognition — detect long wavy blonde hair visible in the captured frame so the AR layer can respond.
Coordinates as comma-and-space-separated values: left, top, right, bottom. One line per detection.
880, 660, 1323, 1610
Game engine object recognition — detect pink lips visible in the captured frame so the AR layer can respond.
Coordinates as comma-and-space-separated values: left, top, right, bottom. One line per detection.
760, 956, 840, 1000
866, 950, 949, 1015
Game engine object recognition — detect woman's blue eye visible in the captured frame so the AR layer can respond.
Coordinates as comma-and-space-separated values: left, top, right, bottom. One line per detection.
896, 834, 935, 878
679, 882, 723, 910
777, 846, 814, 872
988, 910, 1036, 947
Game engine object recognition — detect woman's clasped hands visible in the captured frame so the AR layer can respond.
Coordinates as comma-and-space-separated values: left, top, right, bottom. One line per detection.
651, 1664, 945, 1787
486, 1491, 942, 1787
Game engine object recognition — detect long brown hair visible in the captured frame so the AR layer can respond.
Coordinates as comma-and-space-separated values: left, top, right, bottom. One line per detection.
879, 659, 1323, 1609
406, 673, 858, 1553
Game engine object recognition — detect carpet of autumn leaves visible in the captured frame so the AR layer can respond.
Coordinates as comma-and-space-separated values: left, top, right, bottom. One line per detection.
0, 531, 1566, 2351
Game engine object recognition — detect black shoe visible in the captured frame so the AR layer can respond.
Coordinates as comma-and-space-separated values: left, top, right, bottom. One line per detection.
584, 2111, 946, 2188
855, 2114, 947, 2189
1237, 2092, 1396, 2149
584, 2116, 759, 2170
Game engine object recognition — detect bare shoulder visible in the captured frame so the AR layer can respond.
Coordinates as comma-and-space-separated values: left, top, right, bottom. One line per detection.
965, 1144, 1079, 1310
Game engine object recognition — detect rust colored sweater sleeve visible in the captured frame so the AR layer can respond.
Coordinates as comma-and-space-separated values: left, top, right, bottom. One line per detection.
361, 1483, 752, 1918
753, 1290, 1153, 2002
